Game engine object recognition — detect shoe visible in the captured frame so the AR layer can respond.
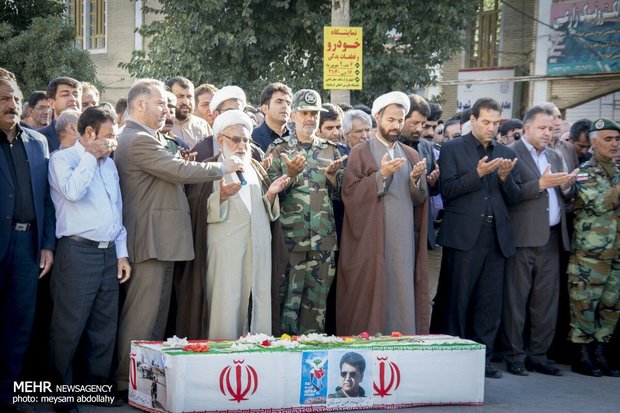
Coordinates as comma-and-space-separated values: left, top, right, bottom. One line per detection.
485, 364, 503, 378
572, 344, 603, 377
526, 361, 563, 376
593, 343, 620, 377
507, 362, 529, 376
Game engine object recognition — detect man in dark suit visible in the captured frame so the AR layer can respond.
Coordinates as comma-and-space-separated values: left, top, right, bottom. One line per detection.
500, 106, 576, 377
0, 78, 55, 412
431, 97, 521, 379
37, 77, 82, 153
113, 79, 242, 394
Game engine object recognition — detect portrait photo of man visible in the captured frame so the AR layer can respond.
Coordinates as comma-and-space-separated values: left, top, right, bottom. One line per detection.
328, 352, 368, 398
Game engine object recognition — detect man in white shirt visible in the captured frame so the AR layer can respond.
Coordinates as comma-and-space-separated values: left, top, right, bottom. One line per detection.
166, 76, 212, 148
500, 105, 576, 377
48, 106, 131, 409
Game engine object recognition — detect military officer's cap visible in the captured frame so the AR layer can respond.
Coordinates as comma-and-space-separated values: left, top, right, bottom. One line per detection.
292, 89, 327, 113
590, 117, 620, 133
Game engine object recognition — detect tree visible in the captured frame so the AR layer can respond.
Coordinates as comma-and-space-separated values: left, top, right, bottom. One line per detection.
122, 0, 478, 104
0, 16, 100, 97
0, 0, 64, 33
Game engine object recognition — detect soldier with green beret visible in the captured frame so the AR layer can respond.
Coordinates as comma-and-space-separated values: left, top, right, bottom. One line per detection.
265, 89, 347, 334
568, 117, 620, 377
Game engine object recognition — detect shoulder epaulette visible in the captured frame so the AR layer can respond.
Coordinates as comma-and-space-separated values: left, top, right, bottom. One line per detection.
272, 136, 287, 146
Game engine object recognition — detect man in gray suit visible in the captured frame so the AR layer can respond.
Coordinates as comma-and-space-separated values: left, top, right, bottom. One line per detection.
113, 79, 242, 394
500, 105, 577, 376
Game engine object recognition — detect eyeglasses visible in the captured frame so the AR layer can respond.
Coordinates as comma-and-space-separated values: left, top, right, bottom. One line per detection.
340, 371, 357, 379
448, 133, 461, 139
221, 134, 250, 144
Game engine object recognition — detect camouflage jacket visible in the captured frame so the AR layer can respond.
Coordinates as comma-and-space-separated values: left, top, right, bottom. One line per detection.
266, 133, 343, 252
572, 158, 619, 259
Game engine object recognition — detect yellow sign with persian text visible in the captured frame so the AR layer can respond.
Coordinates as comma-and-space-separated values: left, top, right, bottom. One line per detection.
323, 26, 363, 90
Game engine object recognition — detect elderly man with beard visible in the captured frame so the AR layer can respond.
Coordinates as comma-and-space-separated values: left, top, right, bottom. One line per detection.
174, 85, 261, 339
166, 76, 212, 148
204, 110, 290, 339
337, 91, 429, 336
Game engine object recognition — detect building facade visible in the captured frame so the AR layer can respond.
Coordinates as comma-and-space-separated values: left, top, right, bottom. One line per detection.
439, 0, 620, 121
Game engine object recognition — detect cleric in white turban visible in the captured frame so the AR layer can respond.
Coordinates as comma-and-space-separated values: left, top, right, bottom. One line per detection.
210, 85, 247, 115
205, 109, 291, 340
371, 91, 410, 117
212, 109, 254, 138
336, 90, 430, 337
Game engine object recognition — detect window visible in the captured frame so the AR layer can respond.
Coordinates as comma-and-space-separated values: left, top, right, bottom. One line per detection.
466, 0, 501, 68
66, 0, 106, 52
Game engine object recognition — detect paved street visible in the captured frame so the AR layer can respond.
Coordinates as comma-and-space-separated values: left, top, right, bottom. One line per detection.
16, 363, 620, 413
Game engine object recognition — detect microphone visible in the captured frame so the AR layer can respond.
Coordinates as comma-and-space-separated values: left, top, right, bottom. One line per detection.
236, 170, 247, 186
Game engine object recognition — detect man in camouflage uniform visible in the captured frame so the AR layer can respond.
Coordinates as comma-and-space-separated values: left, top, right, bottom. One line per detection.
568, 117, 620, 377
266, 89, 346, 334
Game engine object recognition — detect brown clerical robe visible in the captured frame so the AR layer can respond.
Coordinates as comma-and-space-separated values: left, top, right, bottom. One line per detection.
336, 140, 430, 336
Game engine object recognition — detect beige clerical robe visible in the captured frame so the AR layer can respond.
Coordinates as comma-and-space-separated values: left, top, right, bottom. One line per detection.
205, 160, 280, 340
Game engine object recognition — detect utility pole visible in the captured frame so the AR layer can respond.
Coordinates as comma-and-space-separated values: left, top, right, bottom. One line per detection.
330, 0, 350, 105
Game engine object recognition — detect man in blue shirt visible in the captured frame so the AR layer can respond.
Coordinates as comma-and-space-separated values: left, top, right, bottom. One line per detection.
48, 106, 131, 410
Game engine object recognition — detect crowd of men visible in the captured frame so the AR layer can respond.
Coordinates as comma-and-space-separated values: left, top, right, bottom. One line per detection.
0, 66, 619, 411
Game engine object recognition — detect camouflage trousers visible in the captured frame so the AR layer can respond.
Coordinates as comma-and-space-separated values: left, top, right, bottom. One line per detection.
567, 243, 620, 344
280, 250, 336, 335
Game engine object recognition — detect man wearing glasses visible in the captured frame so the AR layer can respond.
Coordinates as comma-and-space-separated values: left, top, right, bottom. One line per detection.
329, 352, 367, 398
443, 119, 462, 141
204, 110, 289, 339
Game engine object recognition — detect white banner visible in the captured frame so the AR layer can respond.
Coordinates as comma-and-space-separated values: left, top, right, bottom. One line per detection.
457, 68, 516, 119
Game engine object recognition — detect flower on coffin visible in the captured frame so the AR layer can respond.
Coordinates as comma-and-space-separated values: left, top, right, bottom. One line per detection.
162, 335, 189, 348
280, 333, 291, 340
237, 333, 275, 344
296, 333, 344, 345
344, 337, 354, 343
359, 331, 370, 339
261, 340, 272, 347
270, 339, 301, 349
183, 343, 210, 352
230, 342, 253, 351
391, 331, 402, 337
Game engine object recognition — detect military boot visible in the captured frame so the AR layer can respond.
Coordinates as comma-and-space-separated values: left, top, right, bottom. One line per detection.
593, 343, 620, 377
571, 343, 603, 377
